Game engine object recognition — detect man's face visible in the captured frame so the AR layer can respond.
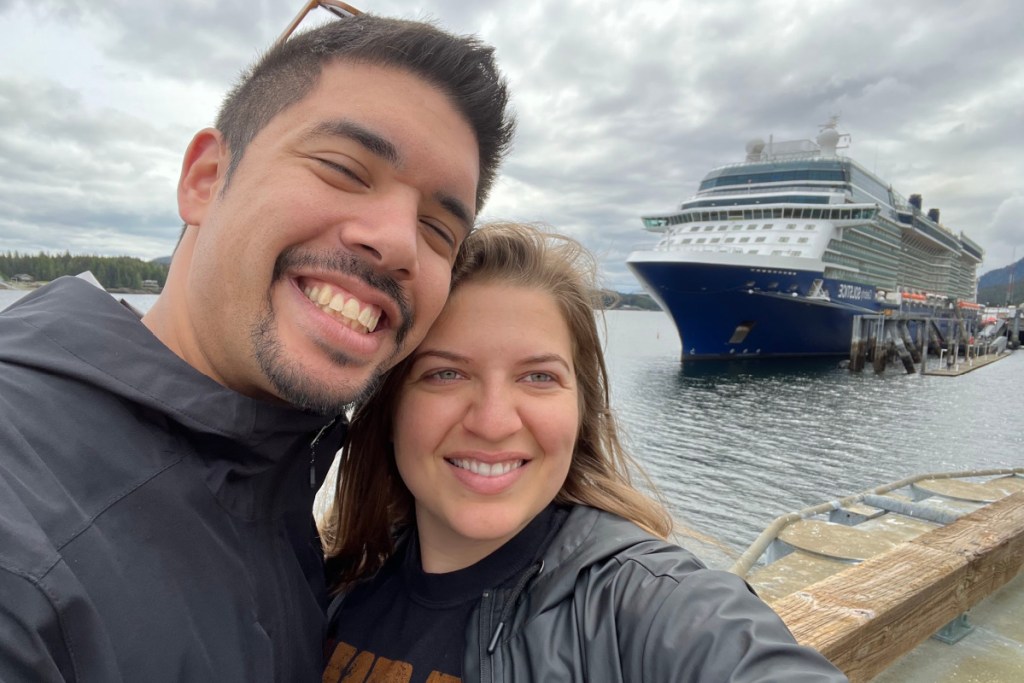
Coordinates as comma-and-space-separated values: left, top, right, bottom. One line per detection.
174, 62, 480, 413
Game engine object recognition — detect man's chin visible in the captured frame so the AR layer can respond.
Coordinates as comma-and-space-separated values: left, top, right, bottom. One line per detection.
266, 364, 384, 415
251, 310, 391, 414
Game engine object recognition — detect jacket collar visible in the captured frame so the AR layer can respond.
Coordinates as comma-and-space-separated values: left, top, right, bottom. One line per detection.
2, 277, 344, 516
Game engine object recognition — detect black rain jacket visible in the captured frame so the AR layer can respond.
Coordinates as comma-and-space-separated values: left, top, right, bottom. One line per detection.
463, 506, 848, 682
0, 277, 342, 682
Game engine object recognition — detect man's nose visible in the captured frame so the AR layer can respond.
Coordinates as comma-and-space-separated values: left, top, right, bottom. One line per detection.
340, 190, 420, 280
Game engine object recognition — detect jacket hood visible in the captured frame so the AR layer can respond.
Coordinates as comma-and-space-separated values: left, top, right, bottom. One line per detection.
0, 277, 342, 516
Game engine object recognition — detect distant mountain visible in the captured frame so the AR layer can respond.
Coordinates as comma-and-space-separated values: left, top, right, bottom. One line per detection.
977, 257, 1024, 306
150, 256, 172, 266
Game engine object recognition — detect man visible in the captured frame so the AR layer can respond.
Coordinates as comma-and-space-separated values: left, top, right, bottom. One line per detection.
0, 4, 514, 681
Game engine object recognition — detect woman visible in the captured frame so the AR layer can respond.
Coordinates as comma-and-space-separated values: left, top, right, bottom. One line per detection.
321, 223, 847, 682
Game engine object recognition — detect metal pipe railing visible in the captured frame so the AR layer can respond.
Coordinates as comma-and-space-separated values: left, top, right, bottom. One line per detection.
729, 467, 1024, 577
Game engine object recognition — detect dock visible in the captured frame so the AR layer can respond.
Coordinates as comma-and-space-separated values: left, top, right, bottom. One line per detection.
848, 311, 1017, 375
732, 470, 1024, 682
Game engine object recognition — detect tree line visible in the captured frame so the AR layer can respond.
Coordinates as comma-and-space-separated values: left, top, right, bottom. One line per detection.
0, 252, 169, 291
977, 281, 1024, 307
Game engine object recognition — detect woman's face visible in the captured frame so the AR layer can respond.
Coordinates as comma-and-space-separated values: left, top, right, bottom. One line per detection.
392, 281, 579, 572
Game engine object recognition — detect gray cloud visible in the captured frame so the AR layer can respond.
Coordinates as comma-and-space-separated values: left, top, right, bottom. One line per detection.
1, 0, 1022, 288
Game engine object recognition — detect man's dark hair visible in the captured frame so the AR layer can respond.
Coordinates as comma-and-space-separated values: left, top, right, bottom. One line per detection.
215, 14, 515, 213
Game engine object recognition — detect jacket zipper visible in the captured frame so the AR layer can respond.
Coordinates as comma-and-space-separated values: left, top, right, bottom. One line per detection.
308, 417, 337, 489
478, 590, 494, 682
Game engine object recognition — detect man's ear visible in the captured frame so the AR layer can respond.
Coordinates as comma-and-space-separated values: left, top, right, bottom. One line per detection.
177, 128, 228, 226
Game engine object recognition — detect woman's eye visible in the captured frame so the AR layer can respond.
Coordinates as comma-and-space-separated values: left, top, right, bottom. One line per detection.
524, 372, 555, 383
428, 369, 462, 382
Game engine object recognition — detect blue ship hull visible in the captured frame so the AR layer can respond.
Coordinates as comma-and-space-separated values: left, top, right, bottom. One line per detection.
627, 260, 882, 361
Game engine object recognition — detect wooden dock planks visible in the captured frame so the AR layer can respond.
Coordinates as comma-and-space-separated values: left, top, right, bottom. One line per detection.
771, 491, 1024, 682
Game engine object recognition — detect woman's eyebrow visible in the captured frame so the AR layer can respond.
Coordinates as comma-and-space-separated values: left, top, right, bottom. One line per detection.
520, 354, 572, 372
411, 349, 469, 364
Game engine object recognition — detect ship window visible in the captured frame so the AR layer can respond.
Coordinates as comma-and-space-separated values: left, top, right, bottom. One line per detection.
805, 224, 815, 230
771, 251, 783, 256
755, 236, 766, 243
783, 208, 795, 218
710, 238, 721, 243
778, 236, 789, 243
739, 237, 750, 243
786, 223, 797, 230
788, 284, 799, 292
704, 226, 714, 232
743, 210, 753, 219
718, 225, 728, 231
811, 209, 822, 218
696, 238, 706, 244
690, 226, 700, 232
762, 224, 773, 230
681, 238, 692, 244
724, 237, 735, 243
798, 237, 809, 243
747, 224, 757, 230
748, 249, 758, 254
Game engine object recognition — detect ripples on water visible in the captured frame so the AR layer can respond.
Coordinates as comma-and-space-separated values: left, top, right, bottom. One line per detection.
602, 310, 1022, 562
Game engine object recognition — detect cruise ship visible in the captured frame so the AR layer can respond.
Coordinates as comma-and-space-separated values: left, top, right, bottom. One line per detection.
626, 118, 984, 361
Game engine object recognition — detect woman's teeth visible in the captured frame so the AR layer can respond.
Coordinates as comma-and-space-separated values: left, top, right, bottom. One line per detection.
448, 458, 525, 477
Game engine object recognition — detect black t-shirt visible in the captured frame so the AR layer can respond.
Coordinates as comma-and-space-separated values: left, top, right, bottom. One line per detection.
324, 506, 561, 683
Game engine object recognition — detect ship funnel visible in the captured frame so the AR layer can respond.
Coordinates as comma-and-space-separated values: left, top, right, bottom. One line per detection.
909, 194, 922, 210
927, 208, 941, 223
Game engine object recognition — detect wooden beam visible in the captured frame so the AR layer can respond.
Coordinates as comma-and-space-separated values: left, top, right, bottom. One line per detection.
771, 491, 1024, 682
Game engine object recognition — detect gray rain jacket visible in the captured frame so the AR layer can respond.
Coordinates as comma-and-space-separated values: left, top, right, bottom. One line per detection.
0, 277, 342, 682
465, 506, 848, 682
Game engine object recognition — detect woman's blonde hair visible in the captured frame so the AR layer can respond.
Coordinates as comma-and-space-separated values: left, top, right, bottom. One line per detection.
322, 222, 672, 588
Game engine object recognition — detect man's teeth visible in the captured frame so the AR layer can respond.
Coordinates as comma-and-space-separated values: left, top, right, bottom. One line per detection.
303, 284, 381, 333
449, 459, 525, 477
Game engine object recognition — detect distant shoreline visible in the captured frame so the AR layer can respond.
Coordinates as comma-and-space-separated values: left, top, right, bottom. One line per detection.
0, 280, 161, 295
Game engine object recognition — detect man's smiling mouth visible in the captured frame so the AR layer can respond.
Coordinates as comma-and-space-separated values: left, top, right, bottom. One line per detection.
302, 281, 382, 334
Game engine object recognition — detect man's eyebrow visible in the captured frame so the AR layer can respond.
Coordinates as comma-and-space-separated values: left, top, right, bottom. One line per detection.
305, 119, 401, 167
304, 119, 474, 235
438, 194, 473, 236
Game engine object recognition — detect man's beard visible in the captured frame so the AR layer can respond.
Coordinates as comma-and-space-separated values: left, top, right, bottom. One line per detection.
249, 247, 413, 414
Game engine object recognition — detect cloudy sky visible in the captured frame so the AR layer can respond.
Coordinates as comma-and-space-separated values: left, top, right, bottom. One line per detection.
1, 0, 1021, 291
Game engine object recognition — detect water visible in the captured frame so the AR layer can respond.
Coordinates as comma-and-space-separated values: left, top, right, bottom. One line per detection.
601, 309, 1022, 561
4, 288, 1020, 562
